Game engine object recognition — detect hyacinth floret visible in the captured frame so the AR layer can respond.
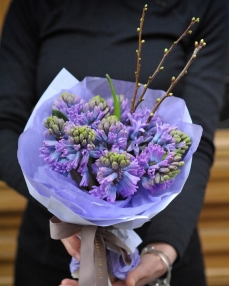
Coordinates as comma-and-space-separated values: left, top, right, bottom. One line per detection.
151, 123, 177, 152
45, 124, 96, 186
127, 108, 149, 140
143, 113, 162, 141
127, 110, 163, 155
90, 151, 141, 203
152, 123, 192, 156
169, 129, 191, 156
49, 139, 80, 175
52, 91, 84, 116
40, 139, 61, 166
75, 95, 110, 128
137, 143, 184, 194
126, 108, 150, 155
65, 124, 96, 147
96, 115, 128, 151
44, 116, 66, 140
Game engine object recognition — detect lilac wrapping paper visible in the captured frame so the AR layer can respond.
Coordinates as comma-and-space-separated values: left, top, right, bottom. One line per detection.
18, 68, 202, 231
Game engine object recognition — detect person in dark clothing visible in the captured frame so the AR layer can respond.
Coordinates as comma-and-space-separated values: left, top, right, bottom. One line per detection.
0, 0, 228, 285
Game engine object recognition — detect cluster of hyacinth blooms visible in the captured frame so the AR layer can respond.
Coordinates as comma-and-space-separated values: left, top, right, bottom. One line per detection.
40, 5, 206, 206
40, 89, 190, 204
40, 7, 205, 204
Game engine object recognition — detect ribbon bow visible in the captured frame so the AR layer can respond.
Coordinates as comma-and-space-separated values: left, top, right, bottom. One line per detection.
50, 216, 133, 286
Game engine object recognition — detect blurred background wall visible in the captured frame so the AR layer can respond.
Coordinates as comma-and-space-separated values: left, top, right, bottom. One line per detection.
0, 0, 228, 285
0, 3, 27, 285
0, 1, 10, 32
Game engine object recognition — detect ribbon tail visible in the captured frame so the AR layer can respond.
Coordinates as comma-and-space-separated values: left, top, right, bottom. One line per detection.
50, 216, 82, 239
94, 232, 109, 286
104, 231, 133, 265
79, 225, 97, 286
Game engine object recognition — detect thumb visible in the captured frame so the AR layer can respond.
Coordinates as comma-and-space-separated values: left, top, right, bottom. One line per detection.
125, 253, 164, 286
125, 266, 148, 286
61, 234, 81, 260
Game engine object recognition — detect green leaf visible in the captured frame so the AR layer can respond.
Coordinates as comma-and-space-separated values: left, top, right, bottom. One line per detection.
106, 74, 121, 120
52, 109, 68, 122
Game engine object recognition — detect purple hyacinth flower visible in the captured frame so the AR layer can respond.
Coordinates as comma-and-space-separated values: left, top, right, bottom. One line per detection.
71, 95, 110, 129
52, 91, 84, 117
142, 178, 174, 194
127, 136, 144, 155
127, 108, 162, 155
127, 108, 149, 141
137, 143, 178, 194
89, 151, 140, 203
152, 123, 177, 152
44, 124, 95, 187
96, 116, 128, 151
39, 140, 62, 167
67, 103, 85, 124
142, 114, 162, 142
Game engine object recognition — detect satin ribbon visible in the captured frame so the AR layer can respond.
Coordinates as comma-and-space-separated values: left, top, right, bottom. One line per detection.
50, 216, 133, 286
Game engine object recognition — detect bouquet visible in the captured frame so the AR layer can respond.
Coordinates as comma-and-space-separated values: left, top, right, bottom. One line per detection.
18, 5, 204, 286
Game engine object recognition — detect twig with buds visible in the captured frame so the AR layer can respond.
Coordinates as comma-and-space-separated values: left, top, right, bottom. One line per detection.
132, 17, 201, 113
131, 4, 148, 113
146, 39, 206, 123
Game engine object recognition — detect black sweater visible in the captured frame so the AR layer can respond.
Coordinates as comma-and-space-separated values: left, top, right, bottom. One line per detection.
0, 0, 228, 284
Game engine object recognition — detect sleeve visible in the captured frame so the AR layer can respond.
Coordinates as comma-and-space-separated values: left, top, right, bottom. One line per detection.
0, 0, 40, 199
137, 0, 229, 259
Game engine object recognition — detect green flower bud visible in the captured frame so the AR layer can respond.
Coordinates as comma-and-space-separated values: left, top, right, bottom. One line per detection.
120, 160, 127, 168
160, 175, 165, 182
168, 171, 173, 177
159, 168, 170, 173
74, 136, 79, 144
163, 175, 170, 181
98, 115, 120, 134
155, 173, 161, 184
168, 165, 177, 170
79, 134, 84, 142
52, 124, 59, 135
59, 91, 77, 106
44, 116, 66, 139
171, 169, 180, 178
103, 122, 110, 133
82, 139, 87, 146
67, 125, 96, 146
173, 155, 182, 161
100, 151, 131, 171
112, 162, 119, 170
126, 159, 130, 166
88, 95, 109, 113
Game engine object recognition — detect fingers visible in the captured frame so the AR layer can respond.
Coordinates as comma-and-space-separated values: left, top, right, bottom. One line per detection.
61, 234, 81, 261
112, 253, 165, 286
124, 243, 177, 286
59, 278, 78, 286
112, 280, 126, 286
125, 253, 166, 286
